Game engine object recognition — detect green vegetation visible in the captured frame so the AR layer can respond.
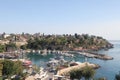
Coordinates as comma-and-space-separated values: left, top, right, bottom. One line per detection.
0, 61, 3, 76
0, 33, 113, 51
5, 43, 17, 51
69, 68, 82, 80
26, 34, 113, 51
69, 66, 96, 80
82, 66, 96, 80
0, 43, 17, 52
20, 45, 27, 50
95, 78, 106, 80
0, 77, 2, 80
0, 59, 23, 79
2, 60, 14, 77
0, 44, 5, 53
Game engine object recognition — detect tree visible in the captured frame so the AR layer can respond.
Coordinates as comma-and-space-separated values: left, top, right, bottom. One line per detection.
20, 45, 27, 50
69, 69, 82, 80
5, 43, 17, 52
2, 60, 14, 77
82, 66, 96, 80
0, 64, 3, 76
2, 60, 23, 79
13, 61, 23, 75
26, 34, 112, 51
68, 66, 96, 80
69, 70, 76, 80
0, 44, 5, 53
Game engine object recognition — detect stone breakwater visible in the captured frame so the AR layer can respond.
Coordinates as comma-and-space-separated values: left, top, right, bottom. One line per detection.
78, 51, 113, 60
57, 62, 100, 76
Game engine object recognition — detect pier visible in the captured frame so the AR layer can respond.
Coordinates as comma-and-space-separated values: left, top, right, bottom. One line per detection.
77, 51, 113, 60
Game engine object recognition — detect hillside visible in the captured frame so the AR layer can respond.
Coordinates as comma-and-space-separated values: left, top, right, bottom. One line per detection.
26, 33, 113, 51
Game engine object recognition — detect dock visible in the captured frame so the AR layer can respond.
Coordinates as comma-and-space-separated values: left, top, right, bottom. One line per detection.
78, 51, 113, 60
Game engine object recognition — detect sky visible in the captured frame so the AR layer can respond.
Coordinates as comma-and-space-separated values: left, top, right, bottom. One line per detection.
0, 0, 120, 40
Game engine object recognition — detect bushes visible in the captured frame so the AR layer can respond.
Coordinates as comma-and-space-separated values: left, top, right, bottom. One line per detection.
69, 68, 82, 80
69, 66, 96, 80
0, 44, 5, 53
26, 34, 112, 51
82, 66, 95, 80
1, 59, 23, 79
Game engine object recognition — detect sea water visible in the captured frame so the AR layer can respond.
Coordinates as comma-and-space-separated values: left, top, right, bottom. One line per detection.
27, 40, 120, 80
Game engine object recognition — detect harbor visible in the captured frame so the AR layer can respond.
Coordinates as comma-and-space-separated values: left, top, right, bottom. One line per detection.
26, 40, 118, 80
28, 49, 113, 60
0, 49, 113, 61
0, 41, 119, 80
25, 55, 100, 80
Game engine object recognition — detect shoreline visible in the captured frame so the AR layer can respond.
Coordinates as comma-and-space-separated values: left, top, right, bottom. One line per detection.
0, 46, 114, 60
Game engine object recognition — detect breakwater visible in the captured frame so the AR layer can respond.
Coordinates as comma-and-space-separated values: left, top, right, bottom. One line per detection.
77, 51, 113, 60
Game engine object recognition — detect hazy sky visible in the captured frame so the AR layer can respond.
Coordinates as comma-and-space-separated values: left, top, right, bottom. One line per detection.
0, 0, 120, 40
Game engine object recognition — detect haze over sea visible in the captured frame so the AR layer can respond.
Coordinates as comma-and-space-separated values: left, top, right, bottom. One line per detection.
27, 40, 120, 80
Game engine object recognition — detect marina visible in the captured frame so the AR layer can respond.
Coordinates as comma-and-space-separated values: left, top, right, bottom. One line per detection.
26, 41, 119, 80
0, 41, 119, 80
0, 0, 120, 79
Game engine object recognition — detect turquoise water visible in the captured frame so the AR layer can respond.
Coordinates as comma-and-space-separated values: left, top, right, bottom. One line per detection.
27, 41, 120, 80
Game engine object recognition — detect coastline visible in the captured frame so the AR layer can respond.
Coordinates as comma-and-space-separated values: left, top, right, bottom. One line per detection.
0, 46, 114, 60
